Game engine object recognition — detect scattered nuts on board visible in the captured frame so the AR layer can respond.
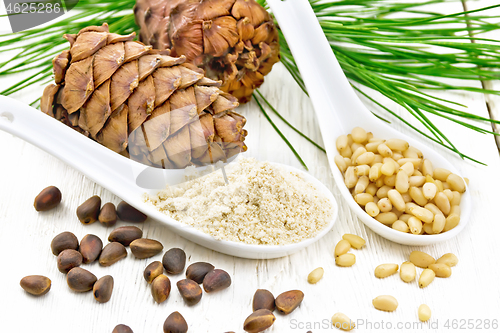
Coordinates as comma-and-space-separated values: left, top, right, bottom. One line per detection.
428, 263, 452, 278
252, 289, 276, 312
336, 253, 356, 267
342, 234, 366, 249
108, 226, 143, 246
34, 186, 62, 211
99, 242, 127, 267
436, 253, 458, 267
116, 201, 148, 223
67, 267, 97, 292
79, 234, 103, 264
275, 290, 304, 315
151, 274, 171, 304
144, 261, 164, 284
185, 262, 214, 284
307, 267, 324, 284
243, 309, 276, 333
400, 261, 417, 282
374, 263, 399, 278
418, 304, 432, 322
418, 268, 435, 288
163, 311, 188, 333
331, 312, 355, 331
335, 127, 467, 234
98, 202, 117, 226
20, 275, 51, 296
57, 249, 83, 273
409, 251, 435, 268
77, 195, 101, 224
112, 325, 133, 333
130, 238, 164, 259
372, 295, 398, 312
162, 248, 187, 274
51, 231, 79, 256
334, 240, 351, 257
203, 269, 232, 293
93, 275, 114, 303
177, 279, 203, 306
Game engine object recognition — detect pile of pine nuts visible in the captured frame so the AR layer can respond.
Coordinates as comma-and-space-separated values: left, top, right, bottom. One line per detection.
334, 127, 468, 234
334, 234, 366, 267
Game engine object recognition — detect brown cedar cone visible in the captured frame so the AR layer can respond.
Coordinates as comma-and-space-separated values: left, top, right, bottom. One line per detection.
134, 0, 280, 103
40, 23, 247, 169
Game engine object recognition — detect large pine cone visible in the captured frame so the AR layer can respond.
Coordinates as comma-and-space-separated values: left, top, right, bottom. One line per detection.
40, 23, 247, 169
134, 0, 280, 103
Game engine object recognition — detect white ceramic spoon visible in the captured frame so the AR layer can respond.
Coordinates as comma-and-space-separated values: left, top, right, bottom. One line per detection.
267, 0, 471, 245
0, 96, 338, 259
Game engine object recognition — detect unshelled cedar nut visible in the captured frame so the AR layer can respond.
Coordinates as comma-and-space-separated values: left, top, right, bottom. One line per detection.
99, 242, 127, 267
98, 202, 117, 226
177, 279, 202, 306
185, 262, 214, 284
144, 261, 164, 284
93, 275, 114, 303
67, 267, 97, 292
57, 249, 83, 273
51, 231, 79, 255
79, 234, 103, 264
243, 309, 276, 333
151, 275, 171, 304
253, 289, 275, 312
130, 239, 163, 259
34, 186, 62, 211
77, 195, 101, 224
163, 312, 188, 333
20, 275, 51, 296
162, 248, 186, 274
203, 269, 231, 293
275, 290, 304, 315
112, 325, 133, 333
108, 226, 143, 246
116, 201, 147, 223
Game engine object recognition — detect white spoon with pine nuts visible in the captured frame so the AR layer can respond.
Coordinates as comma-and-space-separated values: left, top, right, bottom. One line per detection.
268, 0, 471, 245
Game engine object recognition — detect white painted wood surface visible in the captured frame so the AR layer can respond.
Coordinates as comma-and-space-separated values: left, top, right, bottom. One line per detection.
1, 2, 500, 332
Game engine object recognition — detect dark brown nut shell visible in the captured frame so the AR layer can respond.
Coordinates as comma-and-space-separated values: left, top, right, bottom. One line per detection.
108, 226, 143, 246
185, 262, 214, 284
144, 261, 164, 284
93, 275, 114, 303
77, 195, 101, 224
67, 267, 97, 292
252, 289, 275, 312
162, 248, 186, 275
275, 290, 304, 315
203, 269, 231, 293
57, 249, 83, 273
79, 234, 103, 264
98, 202, 117, 226
51, 231, 79, 255
243, 309, 276, 333
130, 238, 164, 259
116, 201, 147, 223
99, 242, 127, 267
20, 275, 51, 296
151, 274, 171, 304
177, 279, 202, 306
112, 325, 133, 333
163, 311, 188, 333
34, 186, 62, 211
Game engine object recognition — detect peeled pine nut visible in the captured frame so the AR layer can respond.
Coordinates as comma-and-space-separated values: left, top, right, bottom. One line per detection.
451, 191, 461, 206
376, 185, 391, 199
355, 193, 374, 206
351, 147, 367, 164
351, 143, 364, 152
409, 187, 428, 207
331, 312, 355, 331
432, 214, 446, 234
397, 158, 421, 169
434, 180, 444, 192
443, 213, 460, 232
371, 154, 383, 166
351, 127, 367, 143
392, 220, 409, 233
377, 143, 392, 157
404, 146, 423, 159
385, 139, 409, 151
413, 170, 423, 177
436, 253, 458, 267
375, 212, 398, 225
442, 181, 450, 190
399, 214, 411, 223
355, 165, 370, 176
418, 304, 432, 322
374, 264, 399, 278
365, 202, 380, 217
393, 152, 403, 161
336, 253, 356, 267
395, 170, 410, 193
344, 157, 352, 168
410, 251, 435, 268
387, 190, 405, 211
434, 192, 450, 215
428, 263, 452, 278
424, 203, 442, 216
450, 205, 460, 216
446, 174, 466, 193
381, 161, 396, 176
344, 167, 358, 189
419, 269, 435, 288
366, 183, 378, 196
334, 155, 347, 173
400, 262, 416, 282
384, 175, 396, 187
433, 168, 451, 182
422, 159, 433, 176
443, 189, 454, 202
409, 176, 426, 187
336, 135, 348, 151
334, 240, 351, 257
408, 217, 423, 235
375, 177, 384, 188
422, 223, 434, 234
366, 132, 373, 141
377, 198, 392, 212
401, 192, 412, 203
409, 206, 433, 223
342, 234, 366, 249
369, 163, 383, 181
340, 146, 352, 158
355, 176, 369, 194
356, 152, 375, 165
399, 162, 414, 176
307, 267, 325, 284
423, 182, 437, 200
372, 295, 398, 312
366, 141, 382, 153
